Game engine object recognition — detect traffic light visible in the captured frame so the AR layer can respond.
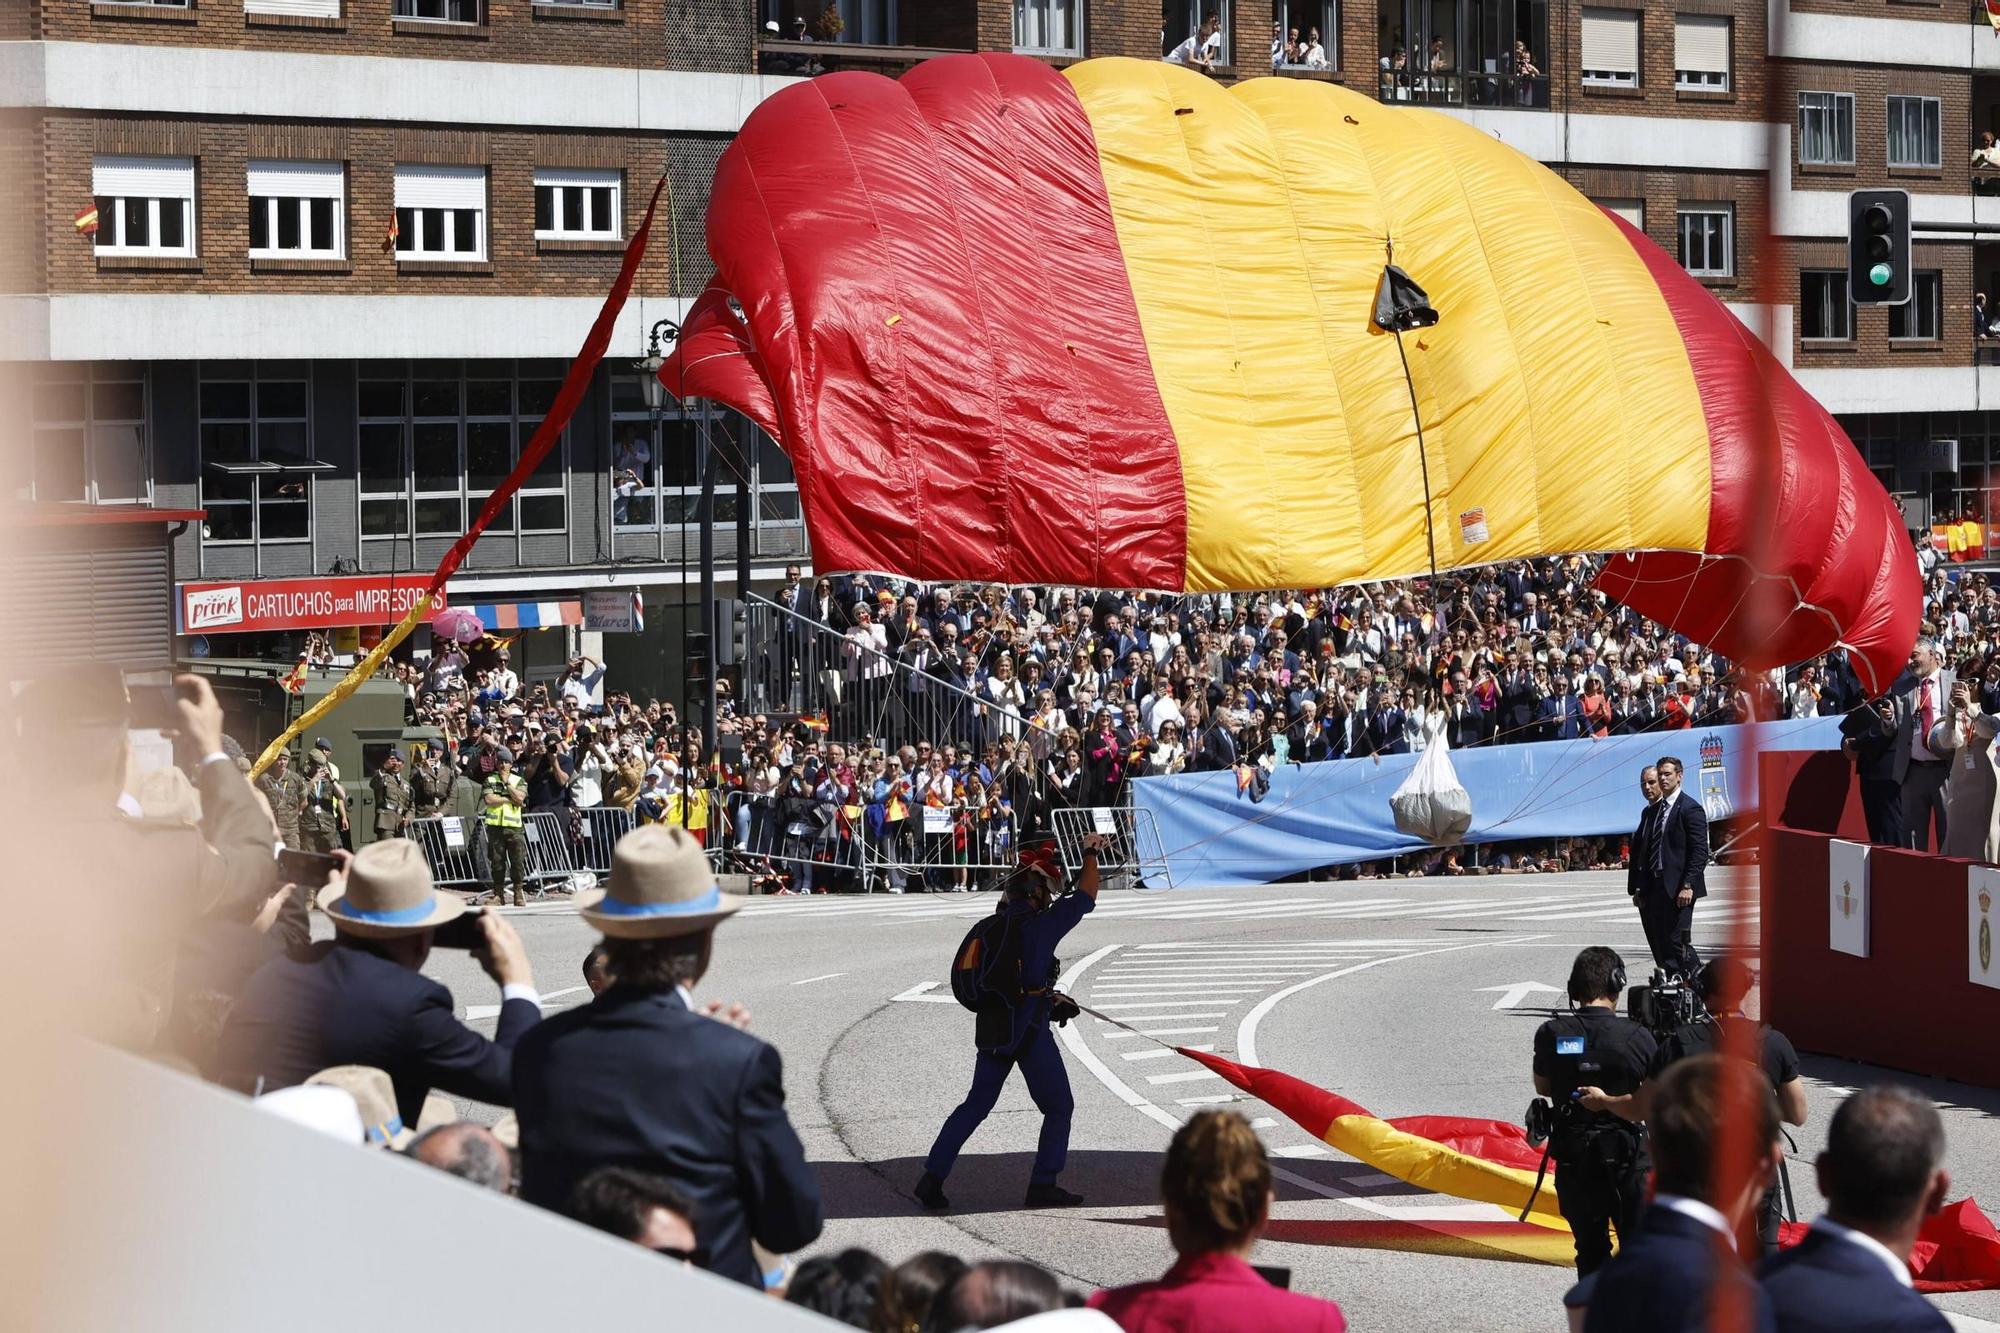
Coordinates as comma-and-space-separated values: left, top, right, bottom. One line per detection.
685, 631, 710, 684
1847, 189, 1911, 306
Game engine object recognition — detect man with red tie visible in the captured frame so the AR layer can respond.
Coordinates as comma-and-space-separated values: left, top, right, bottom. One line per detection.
1891, 640, 1956, 852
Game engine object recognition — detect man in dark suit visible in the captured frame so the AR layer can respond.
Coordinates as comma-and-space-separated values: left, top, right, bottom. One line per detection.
1577, 1055, 1782, 1333
513, 825, 822, 1289
1760, 1084, 1951, 1332
1499, 655, 1540, 743
1887, 641, 1955, 852
1627, 756, 1707, 978
1840, 697, 1908, 846
216, 838, 541, 1127
1195, 711, 1240, 772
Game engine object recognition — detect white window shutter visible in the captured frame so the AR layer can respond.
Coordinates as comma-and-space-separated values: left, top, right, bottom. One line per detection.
93, 155, 195, 198
247, 160, 344, 199
1674, 15, 1728, 74
244, 0, 341, 17
394, 165, 486, 210
1580, 9, 1639, 75
1599, 199, 1645, 229
533, 167, 620, 190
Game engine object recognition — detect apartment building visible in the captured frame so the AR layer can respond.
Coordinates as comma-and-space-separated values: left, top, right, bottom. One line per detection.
0, 0, 1979, 686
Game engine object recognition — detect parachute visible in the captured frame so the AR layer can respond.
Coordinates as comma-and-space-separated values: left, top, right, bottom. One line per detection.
664, 54, 1918, 695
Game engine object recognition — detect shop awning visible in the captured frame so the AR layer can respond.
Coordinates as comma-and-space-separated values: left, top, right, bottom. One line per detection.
467, 601, 582, 630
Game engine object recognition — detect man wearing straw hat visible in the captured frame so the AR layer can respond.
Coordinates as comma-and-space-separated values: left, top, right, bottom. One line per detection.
511, 824, 822, 1289
217, 838, 541, 1127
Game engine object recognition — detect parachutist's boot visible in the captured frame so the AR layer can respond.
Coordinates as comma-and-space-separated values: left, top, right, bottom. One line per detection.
914, 1171, 951, 1211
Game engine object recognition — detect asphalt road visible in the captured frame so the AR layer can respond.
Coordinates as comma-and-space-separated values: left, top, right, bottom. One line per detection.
424, 870, 2000, 1331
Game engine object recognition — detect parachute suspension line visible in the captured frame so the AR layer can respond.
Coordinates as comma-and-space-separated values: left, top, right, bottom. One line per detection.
1391, 324, 1440, 587
1374, 247, 1445, 588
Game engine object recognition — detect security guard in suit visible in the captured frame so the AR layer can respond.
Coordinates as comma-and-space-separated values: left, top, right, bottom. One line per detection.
371, 749, 413, 843
300, 739, 347, 854
1533, 945, 1657, 1276
257, 750, 307, 849
484, 755, 530, 906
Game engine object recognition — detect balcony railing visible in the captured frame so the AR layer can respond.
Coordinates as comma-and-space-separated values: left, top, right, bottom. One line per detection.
757, 38, 967, 78
1376, 70, 1549, 110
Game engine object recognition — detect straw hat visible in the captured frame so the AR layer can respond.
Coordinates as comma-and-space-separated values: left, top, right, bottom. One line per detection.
306, 1066, 417, 1148
575, 824, 745, 938
316, 838, 464, 938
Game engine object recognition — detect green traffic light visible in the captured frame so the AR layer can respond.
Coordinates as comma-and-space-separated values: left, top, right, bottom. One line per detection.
1869, 262, 1893, 287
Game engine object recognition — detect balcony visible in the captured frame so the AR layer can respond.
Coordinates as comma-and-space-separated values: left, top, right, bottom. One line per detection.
756, 38, 967, 79
1375, 68, 1548, 109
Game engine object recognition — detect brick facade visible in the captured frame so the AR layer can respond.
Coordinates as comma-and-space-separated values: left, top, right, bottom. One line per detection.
36, 0, 753, 72
38, 113, 721, 297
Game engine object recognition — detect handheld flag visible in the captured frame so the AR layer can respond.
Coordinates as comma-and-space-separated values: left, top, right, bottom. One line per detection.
73, 205, 99, 235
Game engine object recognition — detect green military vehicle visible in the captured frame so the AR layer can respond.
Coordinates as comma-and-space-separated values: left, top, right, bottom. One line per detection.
184, 657, 445, 847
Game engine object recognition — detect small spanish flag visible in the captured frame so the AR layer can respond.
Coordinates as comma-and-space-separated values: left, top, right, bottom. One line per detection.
279, 657, 308, 695
1986, 0, 2000, 34
73, 205, 99, 235
382, 212, 400, 254
799, 713, 830, 732
1335, 612, 1354, 632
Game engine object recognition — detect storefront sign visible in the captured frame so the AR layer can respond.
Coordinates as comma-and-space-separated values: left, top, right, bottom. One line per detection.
584, 589, 644, 633
177, 576, 443, 634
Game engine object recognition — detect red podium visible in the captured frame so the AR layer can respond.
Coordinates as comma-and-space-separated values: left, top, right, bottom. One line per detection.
1760, 752, 2000, 1089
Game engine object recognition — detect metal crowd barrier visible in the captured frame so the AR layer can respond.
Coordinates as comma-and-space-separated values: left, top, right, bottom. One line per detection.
1052, 804, 1173, 891
409, 811, 580, 899
576, 805, 637, 875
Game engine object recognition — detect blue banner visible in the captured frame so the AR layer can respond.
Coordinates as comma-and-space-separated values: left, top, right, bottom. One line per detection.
1131, 717, 1842, 887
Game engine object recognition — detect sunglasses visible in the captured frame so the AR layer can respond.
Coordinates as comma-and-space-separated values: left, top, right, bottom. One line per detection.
651, 1245, 710, 1267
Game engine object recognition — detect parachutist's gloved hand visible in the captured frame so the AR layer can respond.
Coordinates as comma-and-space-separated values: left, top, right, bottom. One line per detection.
1049, 992, 1081, 1027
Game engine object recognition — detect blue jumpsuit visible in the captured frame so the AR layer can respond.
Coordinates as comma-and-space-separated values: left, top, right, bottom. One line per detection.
923, 889, 1095, 1186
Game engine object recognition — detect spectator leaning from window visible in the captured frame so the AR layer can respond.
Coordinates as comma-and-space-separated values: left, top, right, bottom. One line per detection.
216, 838, 540, 1127
1090, 1109, 1347, 1332
1758, 1084, 1952, 1332
1164, 11, 1222, 73
511, 824, 823, 1289
1974, 131, 2000, 171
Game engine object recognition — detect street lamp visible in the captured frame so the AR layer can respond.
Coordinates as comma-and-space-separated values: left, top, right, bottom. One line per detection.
635, 318, 680, 412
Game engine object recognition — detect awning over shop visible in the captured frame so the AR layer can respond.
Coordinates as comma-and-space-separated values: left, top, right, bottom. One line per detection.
467, 601, 582, 631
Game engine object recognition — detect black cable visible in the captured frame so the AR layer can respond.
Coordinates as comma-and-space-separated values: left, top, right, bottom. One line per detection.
1391, 324, 1440, 586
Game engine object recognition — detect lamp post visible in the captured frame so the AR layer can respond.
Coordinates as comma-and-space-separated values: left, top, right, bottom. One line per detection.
632, 318, 718, 767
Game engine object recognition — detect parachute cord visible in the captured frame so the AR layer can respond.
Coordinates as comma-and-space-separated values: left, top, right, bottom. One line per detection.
1391, 325, 1441, 588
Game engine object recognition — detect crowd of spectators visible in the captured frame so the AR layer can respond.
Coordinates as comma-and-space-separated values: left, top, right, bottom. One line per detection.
346, 531, 1994, 890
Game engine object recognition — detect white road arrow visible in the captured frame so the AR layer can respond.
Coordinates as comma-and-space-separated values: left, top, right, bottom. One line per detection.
1475, 981, 1565, 1010
890, 981, 961, 1004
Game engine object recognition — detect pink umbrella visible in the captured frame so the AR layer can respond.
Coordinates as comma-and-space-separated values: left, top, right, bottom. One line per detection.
431, 607, 485, 645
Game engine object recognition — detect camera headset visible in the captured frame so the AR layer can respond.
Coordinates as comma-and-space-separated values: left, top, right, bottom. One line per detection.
1565, 947, 1627, 1008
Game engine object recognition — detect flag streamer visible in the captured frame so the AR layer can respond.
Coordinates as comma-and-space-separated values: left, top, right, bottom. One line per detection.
250, 176, 669, 778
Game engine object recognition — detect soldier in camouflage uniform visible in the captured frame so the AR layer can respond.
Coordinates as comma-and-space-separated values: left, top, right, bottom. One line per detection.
257, 750, 307, 850
409, 741, 454, 819
370, 749, 413, 843
300, 739, 347, 854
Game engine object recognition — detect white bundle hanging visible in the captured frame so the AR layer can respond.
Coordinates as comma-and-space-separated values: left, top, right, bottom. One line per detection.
1389, 733, 1473, 845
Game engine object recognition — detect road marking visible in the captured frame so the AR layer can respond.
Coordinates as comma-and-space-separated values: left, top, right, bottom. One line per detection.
1146, 1069, 1223, 1085
1236, 935, 1551, 1066
464, 984, 589, 1021
1271, 1144, 1332, 1158
1176, 1095, 1239, 1106
889, 981, 960, 1004
1249, 1117, 1278, 1129
793, 972, 847, 986
1121, 1045, 1213, 1061
1089, 1002, 1234, 1013
1100, 1025, 1219, 1038
1474, 981, 1566, 1010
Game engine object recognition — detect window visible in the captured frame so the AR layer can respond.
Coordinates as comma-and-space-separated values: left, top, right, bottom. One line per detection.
393, 165, 486, 260
1673, 14, 1728, 91
199, 364, 327, 544
1162, 0, 1230, 65
1887, 95, 1942, 169
1273, 1, 1336, 68
19, 365, 149, 504
1014, 0, 1083, 54
394, 0, 478, 19
610, 377, 798, 531
247, 160, 344, 260
1596, 198, 1645, 230
1890, 271, 1944, 341
1798, 92, 1855, 166
1677, 206, 1733, 278
1579, 8, 1639, 87
533, 169, 621, 241
91, 155, 195, 257
356, 362, 567, 540
1801, 270, 1852, 341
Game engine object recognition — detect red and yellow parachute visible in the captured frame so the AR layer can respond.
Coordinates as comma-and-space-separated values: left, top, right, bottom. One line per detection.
666, 54, 1919, 694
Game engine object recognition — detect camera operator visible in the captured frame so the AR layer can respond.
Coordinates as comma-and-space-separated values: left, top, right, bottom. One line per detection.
1533, 946, 1657, 1276
1649, 957, 1807, 1255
